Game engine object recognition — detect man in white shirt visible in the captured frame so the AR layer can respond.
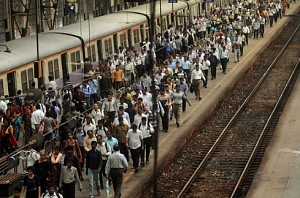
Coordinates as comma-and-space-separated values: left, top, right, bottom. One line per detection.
190, 64, 206, 100
41, 183, 63, 198
126, 124, 143, 172
82, 115, 96, 133
0, 96, 7, 113
31, 104, 45, 133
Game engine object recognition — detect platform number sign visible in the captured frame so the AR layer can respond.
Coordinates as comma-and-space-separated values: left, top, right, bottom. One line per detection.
168, 0, 178, 2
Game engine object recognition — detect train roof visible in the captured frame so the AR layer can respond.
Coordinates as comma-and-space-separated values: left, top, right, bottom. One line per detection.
0, 0, 193, 73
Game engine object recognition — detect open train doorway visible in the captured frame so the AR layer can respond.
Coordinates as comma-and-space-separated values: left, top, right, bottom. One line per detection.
61, 52, 68, 84
7, 72, 16, 97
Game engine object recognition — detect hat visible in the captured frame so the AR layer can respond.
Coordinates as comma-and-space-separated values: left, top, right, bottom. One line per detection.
155, 86, 160, 90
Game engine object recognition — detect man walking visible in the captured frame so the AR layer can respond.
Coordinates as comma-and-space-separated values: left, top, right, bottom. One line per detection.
126, 124, 143, 172
59, 159, 82, 198
190, 64, 206, 100
105, 144, 128, 198
86, 141, 102, 197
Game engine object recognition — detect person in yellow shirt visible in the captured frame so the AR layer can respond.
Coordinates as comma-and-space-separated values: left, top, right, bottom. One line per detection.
112, 65, 124, 90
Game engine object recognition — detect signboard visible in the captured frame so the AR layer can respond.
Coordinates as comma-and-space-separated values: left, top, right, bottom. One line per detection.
204, 0, 214, 2
168, 0, 178, 3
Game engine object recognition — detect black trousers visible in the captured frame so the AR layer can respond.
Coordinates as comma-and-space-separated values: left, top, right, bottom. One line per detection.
254, 29, 259, 39
210, 65, 217, 79
243, 33, 249, 45
270, 16, 274, 27
119, 142, 129, 162
140, 137, 152, 163
62, 182, 75, 198
160, 106, 169, 131
221, 58, 228, 74
100, 160, 107, 188
130, 147, 141, 170
182, 98, 187, 112
260, 24, 265, 37
110, 168, 124, 198
202, 69, 208, 87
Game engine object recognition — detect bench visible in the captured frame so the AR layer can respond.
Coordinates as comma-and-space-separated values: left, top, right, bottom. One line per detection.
0, 158, 8, 175
0, 173, 22, 198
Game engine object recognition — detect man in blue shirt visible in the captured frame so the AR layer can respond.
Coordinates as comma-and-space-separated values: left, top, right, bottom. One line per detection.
80, 81, 92, 109
105, 132, 118, 152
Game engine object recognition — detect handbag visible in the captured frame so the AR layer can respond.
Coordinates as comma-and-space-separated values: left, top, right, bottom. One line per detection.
38, 123, 45, 134
189, 84, 194, 93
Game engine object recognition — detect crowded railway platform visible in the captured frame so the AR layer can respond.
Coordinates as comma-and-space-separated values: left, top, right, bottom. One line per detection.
0, 0, 300, 198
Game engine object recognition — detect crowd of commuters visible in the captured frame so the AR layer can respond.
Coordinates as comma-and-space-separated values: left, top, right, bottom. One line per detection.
2, 0, 296, 197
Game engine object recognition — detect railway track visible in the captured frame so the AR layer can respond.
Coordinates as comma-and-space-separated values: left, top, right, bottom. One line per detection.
176, 24, 300, 198
144, 11, 300, 198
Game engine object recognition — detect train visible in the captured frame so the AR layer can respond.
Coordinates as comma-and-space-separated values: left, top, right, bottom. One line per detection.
0, 0, 207, 97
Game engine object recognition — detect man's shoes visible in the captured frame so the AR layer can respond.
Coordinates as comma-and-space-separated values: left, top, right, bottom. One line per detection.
140, 162, 145, 167
134, 168, 139, 173
165, 129, 168, 133
146, 160, 150, 164
176, 123, 180, 127
199, 97, 202, 101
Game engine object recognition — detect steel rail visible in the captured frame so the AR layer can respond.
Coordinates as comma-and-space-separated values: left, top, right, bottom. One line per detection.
230, 58, 300, 198
176, 23, 300, 198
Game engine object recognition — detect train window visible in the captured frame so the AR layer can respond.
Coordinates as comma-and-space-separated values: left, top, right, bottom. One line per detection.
140, 25, 144, 41
120, 32, 127, 48
162, 18, 166, 32
48, 60, 54, 77
91, 45, 96, 62
28, 68, 34, 87
71, 52, 76, 72
54, 59, 60, 79
104, 38, 113, 56
76, 50, 81, 70
87, 45, 97, 62
0, 79, 3, 96
21, 70, 28, 92
133, 29, 140, 44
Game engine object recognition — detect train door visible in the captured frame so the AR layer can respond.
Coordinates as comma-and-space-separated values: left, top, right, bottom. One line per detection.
97, 39, 103, 62
7, 72, 16, 96
61, 53, 68, 83
113, 34, 118, 54
127, 29, 132, 48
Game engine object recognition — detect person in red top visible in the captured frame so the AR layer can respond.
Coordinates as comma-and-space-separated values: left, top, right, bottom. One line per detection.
22, 98, 34, 144
0, 117, 17, 156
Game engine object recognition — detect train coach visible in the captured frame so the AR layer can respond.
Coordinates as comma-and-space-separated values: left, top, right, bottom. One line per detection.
0, 0, 205, 97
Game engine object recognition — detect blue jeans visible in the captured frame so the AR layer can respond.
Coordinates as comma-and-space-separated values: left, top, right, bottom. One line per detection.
88, 168, 100, 198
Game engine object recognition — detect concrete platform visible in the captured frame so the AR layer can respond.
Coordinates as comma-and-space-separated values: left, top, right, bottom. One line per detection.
75, 3, 300, 198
